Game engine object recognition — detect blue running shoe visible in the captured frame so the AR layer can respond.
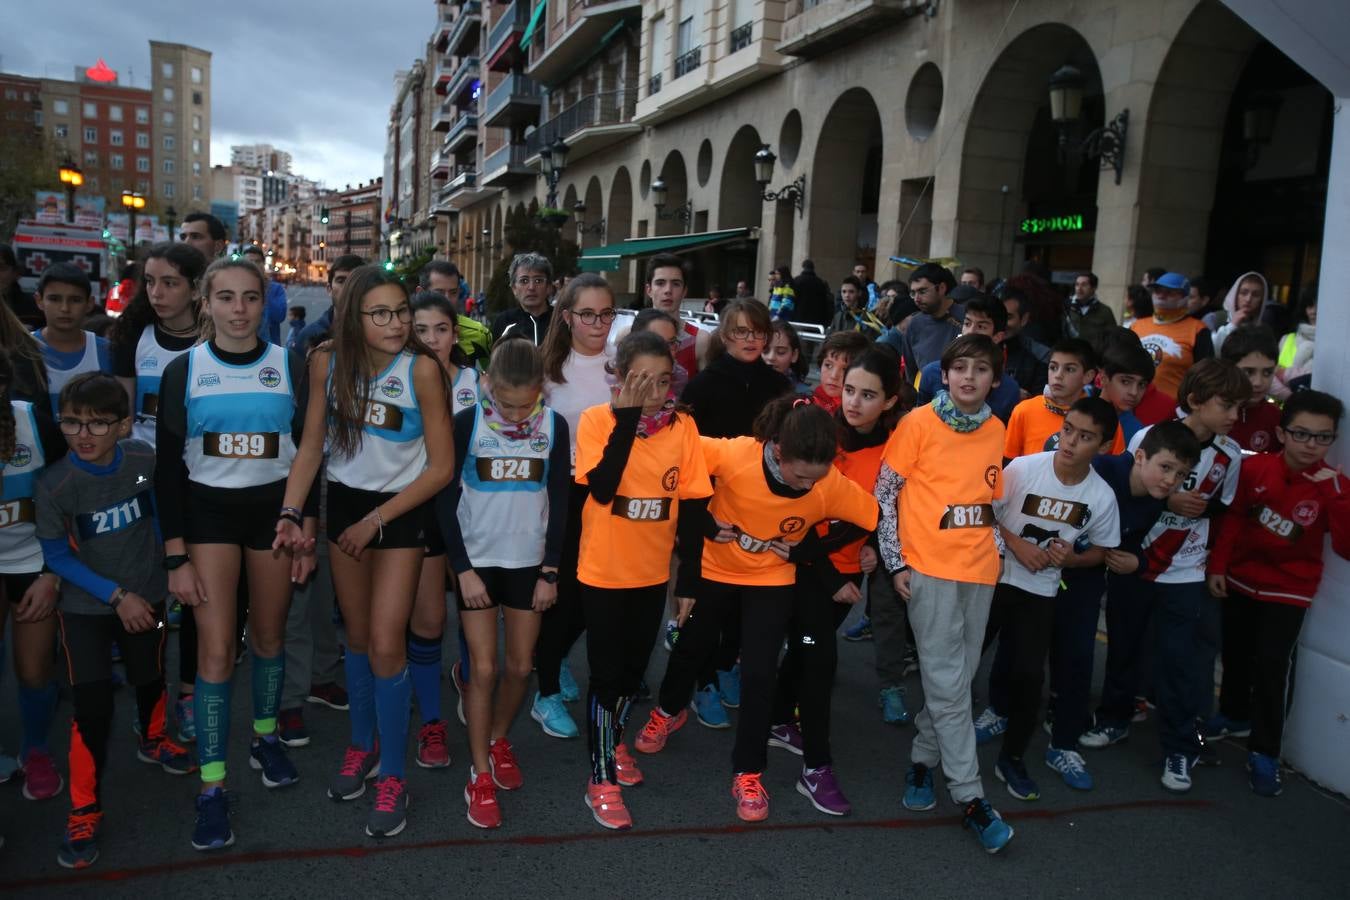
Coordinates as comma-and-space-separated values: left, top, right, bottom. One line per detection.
691, 684, 731, 729
559, 661, 580, 703
974, 707, 1008, 745
903, 762, 937, 811
1078, 723, 1128, 749
1202, 714, 1251, 742
879, 686, 911, 725
962, 798, 1013, 853
175, 694, 196, 743
530, 692, 579, 739
843, 616, 872, 642
56, 806, 102, 869
1248, 752, 1282, 797
717, 664, 741, 709
191, 788, 235, 851
1045, 747, 1094, 790
994, 756, 1040, 801
249, 735, 299, 788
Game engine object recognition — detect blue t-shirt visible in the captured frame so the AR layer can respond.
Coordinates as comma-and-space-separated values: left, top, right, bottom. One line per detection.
916, 358, 1020, 423
32, 330, 114, 416
1090, 452, 1166, 562
1117, 409, 1144, 444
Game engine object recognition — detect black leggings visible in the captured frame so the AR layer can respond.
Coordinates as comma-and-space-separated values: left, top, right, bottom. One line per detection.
535, 481, 588, 697
70, 680, 164, 809
1219, 590, 1307, 758
983, 582, 1056, 761
772, 570, 857, 768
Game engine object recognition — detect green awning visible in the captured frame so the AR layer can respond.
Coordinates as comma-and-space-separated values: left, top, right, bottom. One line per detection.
520, 1, 547, 49
578, 228, 755, 272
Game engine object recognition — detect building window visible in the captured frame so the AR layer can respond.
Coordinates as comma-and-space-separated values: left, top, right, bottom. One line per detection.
109, 104, 123, 122
135, 106, 149, 123
163, 135, 176, 151
163, 182, 175, 198
192, 161, 202, 175
192, 91, 202, 105
138, 179, 150, 192
193, 114, 202, 131
163, 87, 175, 102
137, 156, 150, 172
2, 89, 14, 100
135, 132, 150, 148
192, 138, 202, 154
161, 62, 174, 78
84, 150, 98, 166
54, 124, 68, 139
162, 111, 174, 126
163, 159, 175, 174
110, 153, 124, 170
83, 126, 97, 143
34, 111, 42, 126
53, 99, 69, 115
193, 184, 203, 200
191, 66, 203, 84
83, 101, 97, 118
110, 130, 123, 146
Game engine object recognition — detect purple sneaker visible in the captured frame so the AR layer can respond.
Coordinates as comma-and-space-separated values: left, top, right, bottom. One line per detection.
797, 765, 851, 816
767, 723, 804, 756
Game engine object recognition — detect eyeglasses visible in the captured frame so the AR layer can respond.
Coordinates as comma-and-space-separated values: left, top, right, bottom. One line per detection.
570, 308, 617, 326
515, 276, 549, 287
59, 419, 118, 436
1285, 428, 1337, 446
909, 286, 932, 298
361, 305, 413, 326
727, 327, 768, 342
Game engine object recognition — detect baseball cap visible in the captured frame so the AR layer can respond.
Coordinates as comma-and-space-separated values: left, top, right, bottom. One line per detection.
1154, 272, 1189, 291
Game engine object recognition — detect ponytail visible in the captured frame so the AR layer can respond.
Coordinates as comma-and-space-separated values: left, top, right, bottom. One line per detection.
752, 395, 836, 464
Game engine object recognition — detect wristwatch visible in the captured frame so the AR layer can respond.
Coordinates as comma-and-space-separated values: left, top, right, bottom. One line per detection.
163, 554, 190, 571
537, 569, 559, 584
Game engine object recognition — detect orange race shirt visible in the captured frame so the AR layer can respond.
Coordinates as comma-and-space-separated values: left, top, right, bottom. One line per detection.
1003, 395, 1125, 459
1132, 315, 1209, 398
820, 440, 888, 574
701, 436, 878, 587
575, 405, 712, 589
884, 404, 1005, 584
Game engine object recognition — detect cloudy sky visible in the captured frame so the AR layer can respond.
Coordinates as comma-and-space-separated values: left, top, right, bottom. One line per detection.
5, 0, 432, 188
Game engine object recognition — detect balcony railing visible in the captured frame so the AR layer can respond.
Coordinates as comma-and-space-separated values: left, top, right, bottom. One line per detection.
484, 73, 542, 121
483, 142, 529, 174
445, 113, 478, 150
435, 4, 456, 49
444, 165, 477, 195
446, 56, 481, 104
648, 74, 662, 96
674, 46, 702, 78
524, 90, 637, 155
446, 0, 483, 56
488, 0, 530, 59
729, 21, 753, 52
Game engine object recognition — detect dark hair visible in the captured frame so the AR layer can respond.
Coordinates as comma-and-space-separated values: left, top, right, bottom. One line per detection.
289, 305, 306, 317
1067, 396, 1117, 443
241, 244, 265, 259
841, 275, 863, 292
112, 242, 208, 351
752, 396, 837, 464
771, 264, 794, 289
633, 307, 680, 336
644, 253, 688, 286
1176, 358, 1252, 413
420, 260, 461, 286
961, 267, 985, 287
962, 293, 1008, 334
1127, 284, 1153, 319
1138, 419, 1203, 467
816, 329, 870, 367
940, 334, 1002, 377
909, 262, 955, 291
1102, 341, 1156, 382
183, 212, 226, 241
1000, 285, 1030, 320
1051, 338, 1098, 371
1190, 276, 1216, 304
1076, 272, 1099, 290
37, 262, 93, 298
1219, 323, 1279, 364
540, 272, 614, 384
613, 329, 674, 378
60, 372, 130, 420
410, 289, 469, 369
328, 254, 365, 284
1144, 267, 1167, 283
487, 335, 545, 389
1281, 389, 1343, 429
1296, 282, 1317, 324
846, 345, 911, 434
714, 298, 772, 353
768, 320, 809, 381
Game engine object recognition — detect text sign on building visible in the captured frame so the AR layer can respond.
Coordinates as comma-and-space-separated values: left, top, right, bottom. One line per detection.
1018, 214, 1086, 235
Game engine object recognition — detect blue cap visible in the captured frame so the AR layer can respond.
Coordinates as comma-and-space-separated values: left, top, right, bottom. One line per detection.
1154, 272, 1189, 291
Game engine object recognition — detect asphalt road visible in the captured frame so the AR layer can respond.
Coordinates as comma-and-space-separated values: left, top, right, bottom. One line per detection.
1, 598, 1348, 898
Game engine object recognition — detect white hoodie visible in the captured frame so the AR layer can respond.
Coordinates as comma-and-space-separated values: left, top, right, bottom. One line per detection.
1212, 270, 1271, 356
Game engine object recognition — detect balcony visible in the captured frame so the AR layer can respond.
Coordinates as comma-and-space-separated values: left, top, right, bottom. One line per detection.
729, 21, 753, 53
446, 0, 482, 57
444, 56, 481, 106
482, 73, 542, 128
444, 113, 479, 153
486, 0, 531, 73
433, 98, 455, 132
777, 0, 925, 58
482, 142, 533, 186
648, 74, 661, 96
431, 147, 452, 179
434, 3, 455, 51
524, 90, 639, 165
673, 46, 702, 79
526, 0, 641, 86
436, 165, 491, 212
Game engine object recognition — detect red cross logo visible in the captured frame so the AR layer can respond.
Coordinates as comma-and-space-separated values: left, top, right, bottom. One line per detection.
69, 255, 93, 273
26, 252, 51, 275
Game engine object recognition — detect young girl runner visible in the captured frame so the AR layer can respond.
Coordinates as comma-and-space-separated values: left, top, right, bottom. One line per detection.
636, 397, 878, 823
763, 321, 811, 395
575, 331, 712, 829
275, 265, 455, 839
438, 338, 570, 829
811, 331, 870, 414
532, 274, 618, 740
156, 257, 316, 851
0, 348, 66, 801
630, 308, 690, 397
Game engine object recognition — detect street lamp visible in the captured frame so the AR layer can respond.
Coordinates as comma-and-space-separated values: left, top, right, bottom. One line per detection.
753, 144, 806, 217
121, 190, 146, 248
59, 161, 84, 223
651, 177, 692, 231
573, 201, 605, 236
1047, 62, 1129, 185
539, 137, 570, 209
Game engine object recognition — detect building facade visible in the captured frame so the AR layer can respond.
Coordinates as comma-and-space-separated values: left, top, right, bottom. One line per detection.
149, 41, 213, 208
230, 143, 293, 174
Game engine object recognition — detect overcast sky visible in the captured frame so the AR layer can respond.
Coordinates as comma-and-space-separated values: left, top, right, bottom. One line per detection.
3, 0, 432, 189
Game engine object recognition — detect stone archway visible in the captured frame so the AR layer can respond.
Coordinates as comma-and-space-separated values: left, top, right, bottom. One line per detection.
718, 124, 764, 230
807, 87, 882, 284
655, 150, 689, 237
562, 183, 580, 247
608, 166, 635, 293
582, 175, 604, 249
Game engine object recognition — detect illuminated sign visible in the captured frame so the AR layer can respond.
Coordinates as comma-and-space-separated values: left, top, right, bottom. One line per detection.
1019, 214, 1085, 235
85, 58, 118, 83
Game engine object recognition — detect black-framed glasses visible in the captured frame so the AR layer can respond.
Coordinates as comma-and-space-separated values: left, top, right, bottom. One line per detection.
571, 308, 617, 326
728, 327, 768, 342
1285, 428, 1337, 446
59, 419, 118, 436
515, 276, 548, 287
361, 305, 413, 326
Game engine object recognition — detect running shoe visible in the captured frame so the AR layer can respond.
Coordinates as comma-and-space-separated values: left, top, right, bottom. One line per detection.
901, 646, 920, 677
614, 743, 643, 787
56, 806, 102, 869
488, 737, 523, 790
635, 708, 687, 754
1248, 751, 1282, 797
717, 664, 742, 709
663, 619, 680, 652
366, 775, 408, 838
1161, 753, 1192, 793
21, 748, 63, 800
449, 660, 467, 726
1132, 696, 1151, 723
586, 781, 632, 830
732, 772, 770, 822
137, 735, 197, 775
278, 707, 310, 748
1078, 723, 1129, 749
974, 707, 1008, 745
329, 745, 381, 800
962, 798, 1014, 853
994, 756, 1041, 801
559, 661, 581, 703
249, 735, 299, 788
768, 723, 804, 756
530, 692, 579, 739
191, 788, 235, 851
465, 770, 501, 829
307, 682, 350, 711
175, 694, 197, 743
416, 720, 451, 769
1201, 714, 1252, 742
797, 765, 851, 816
0, 749, 20, 783
903, 762, 937, 811
692, 684, 730, 729
1045, 747, 1094, 791
879, 686, 911, 725
843, 616, 872, 642
166, 600, 183, 630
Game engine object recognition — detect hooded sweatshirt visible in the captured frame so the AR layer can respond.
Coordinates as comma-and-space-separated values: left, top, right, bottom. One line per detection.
1212, 271, 1271, 356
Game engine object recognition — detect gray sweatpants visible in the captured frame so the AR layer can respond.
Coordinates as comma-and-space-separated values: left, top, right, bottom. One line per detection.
868, 571, 910, 688
907, 570, 995, 805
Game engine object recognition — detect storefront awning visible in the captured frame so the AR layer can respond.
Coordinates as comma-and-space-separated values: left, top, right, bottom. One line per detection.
520, 1, 548, 50
578, 228, 756, 272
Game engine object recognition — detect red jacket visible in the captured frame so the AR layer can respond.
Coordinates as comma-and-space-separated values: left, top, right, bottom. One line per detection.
1207, 453, 1350, 606
1228, 399, 1283, 454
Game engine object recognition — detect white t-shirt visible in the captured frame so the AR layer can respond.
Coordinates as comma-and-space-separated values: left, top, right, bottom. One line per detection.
996, 451, 1121, 596
545, 348, 612, 472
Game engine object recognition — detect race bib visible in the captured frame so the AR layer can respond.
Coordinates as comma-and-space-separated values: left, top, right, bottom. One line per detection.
475, 457, 545, 482
612, 496, 672, 522
0, 498, 35, 528
203, 431, 281, 459
363, 401, 405, 431
1021, 493, 1089, 528
75, 490, 152, 540
939, 503, 994, 530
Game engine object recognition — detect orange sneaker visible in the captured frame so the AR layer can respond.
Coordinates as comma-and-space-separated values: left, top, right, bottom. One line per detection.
465, 770, 501, 829
634, 708, 687, 754
585, 780, 632, 830
732, 772, 770, 822
614, 743, 643, 787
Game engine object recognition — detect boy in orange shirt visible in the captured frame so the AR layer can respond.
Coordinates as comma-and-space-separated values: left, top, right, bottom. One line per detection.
875, 334, 1013, 854
1004, 338, 1125, 460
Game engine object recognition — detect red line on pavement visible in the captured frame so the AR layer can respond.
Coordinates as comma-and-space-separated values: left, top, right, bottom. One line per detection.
1, 798, 1210, 890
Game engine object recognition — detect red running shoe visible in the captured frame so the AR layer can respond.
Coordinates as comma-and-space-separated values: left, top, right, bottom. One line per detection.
634, 708, 687, 754
732, 772, 770, 822
465, 770, 501, 829
416, 720, 451, 769
614, 743, 643, 787
488, 737, 523, 790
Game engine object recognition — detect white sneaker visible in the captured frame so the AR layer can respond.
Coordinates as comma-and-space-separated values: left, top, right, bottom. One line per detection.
1161, 753, 1192, 792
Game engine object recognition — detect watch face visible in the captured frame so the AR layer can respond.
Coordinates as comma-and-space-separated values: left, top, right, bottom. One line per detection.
540, 571, 558, 584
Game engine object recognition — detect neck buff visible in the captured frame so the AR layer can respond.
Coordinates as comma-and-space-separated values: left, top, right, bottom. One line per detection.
812, 384, 841, 414
480, 387, 545, 441
762, 439, 792, 487
931, 389, 992, 433
608, 382, 679, 438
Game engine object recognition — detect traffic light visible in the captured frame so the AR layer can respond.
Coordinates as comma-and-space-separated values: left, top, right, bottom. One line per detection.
320, 206, 330, 224
383, 260, 395, 272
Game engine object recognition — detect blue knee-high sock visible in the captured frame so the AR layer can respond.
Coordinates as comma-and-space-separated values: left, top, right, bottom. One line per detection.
374, 668, 412, 779
457, 620, 470, 684
407, 632, 443, 724
251, 652, 284, 736
17, 681, 58, 756
345, 651, 376, 752
194, 678, 232, 783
